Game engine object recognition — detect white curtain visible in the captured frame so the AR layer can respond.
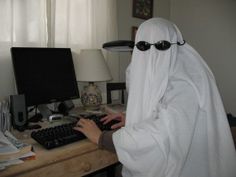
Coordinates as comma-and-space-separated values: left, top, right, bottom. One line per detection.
51, 0, 119, 84
52, 0, 118, 49
0, 0, 118, 101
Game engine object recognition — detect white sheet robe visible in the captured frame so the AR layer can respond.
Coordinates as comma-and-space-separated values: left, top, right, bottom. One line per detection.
112, 18, 236, 177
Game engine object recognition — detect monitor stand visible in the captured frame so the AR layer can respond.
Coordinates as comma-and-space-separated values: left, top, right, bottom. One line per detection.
38, 104, 64, 122
28, 104, 62, 123
38, 104, 52, 119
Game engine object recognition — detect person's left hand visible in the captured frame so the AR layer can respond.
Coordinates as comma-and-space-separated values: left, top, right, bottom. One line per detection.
73, 118, 102, 144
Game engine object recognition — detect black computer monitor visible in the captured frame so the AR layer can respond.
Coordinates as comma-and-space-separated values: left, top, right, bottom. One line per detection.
11, 47, 79, 109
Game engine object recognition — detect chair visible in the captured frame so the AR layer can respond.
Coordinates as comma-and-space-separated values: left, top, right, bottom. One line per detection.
106, 82, 126, 104
227, 113, 236, 147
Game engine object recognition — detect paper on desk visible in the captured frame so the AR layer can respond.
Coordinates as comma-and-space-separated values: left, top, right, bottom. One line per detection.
0, 131, 18, 155
0, 158, 23, 171
4, 130, 28, 149
0, 131, 35, 170
0, 100, 11, 132
19, 151, 35, 159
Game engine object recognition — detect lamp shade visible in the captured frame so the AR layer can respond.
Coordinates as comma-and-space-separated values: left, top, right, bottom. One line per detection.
76, 49, 112, 82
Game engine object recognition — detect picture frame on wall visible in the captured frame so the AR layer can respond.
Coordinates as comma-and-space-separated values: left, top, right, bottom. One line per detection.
132, 0, 153, 20
131, 26, 138, 41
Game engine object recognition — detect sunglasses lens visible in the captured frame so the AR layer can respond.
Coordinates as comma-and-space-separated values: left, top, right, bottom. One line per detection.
136, 41, 151, 51
155, 41, 171, 50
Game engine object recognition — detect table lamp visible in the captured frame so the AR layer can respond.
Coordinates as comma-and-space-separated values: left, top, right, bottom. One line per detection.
76, 49, 112, 110
102, 40, 134, 52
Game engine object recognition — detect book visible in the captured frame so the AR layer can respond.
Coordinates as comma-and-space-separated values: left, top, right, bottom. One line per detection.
0, 131, 34, 162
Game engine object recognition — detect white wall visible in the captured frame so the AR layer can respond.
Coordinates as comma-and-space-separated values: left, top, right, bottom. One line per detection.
170, 0, 236, 114
117, 0, 236, 115
117, 0, 170, 81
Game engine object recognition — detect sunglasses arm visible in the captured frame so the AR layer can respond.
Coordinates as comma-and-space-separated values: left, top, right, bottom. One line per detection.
177, 40, 186, 46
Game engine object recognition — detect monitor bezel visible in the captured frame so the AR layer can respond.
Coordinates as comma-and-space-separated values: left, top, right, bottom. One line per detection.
11, 47, 80, 107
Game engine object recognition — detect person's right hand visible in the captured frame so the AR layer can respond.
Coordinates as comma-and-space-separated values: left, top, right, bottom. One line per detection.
101, 112, 125, 129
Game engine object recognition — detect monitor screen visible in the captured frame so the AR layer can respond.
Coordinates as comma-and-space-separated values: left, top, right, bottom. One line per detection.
11, 47, 79, 107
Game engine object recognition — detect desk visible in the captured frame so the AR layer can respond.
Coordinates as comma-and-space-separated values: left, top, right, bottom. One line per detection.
1, 117, 118, 177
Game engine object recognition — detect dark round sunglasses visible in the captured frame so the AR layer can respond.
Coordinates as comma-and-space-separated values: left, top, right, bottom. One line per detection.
135, 40, 185, 51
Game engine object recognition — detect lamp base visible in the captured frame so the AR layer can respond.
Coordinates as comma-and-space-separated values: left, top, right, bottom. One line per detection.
81, 82, 102, 110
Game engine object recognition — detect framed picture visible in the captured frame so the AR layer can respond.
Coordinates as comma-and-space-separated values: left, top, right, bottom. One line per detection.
131, 26, 138, 41
132, 0, 153, 20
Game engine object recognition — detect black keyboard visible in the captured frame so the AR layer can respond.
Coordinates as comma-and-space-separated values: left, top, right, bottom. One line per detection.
31, 114, 119, 149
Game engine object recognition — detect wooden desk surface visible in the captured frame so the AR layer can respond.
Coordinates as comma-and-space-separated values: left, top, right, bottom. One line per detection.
1, 119, 118, 177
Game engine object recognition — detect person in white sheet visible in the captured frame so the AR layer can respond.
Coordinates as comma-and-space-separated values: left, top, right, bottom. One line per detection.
74, 18, 236, 177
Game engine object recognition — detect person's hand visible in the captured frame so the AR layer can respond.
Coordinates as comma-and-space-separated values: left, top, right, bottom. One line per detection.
73, 118, 102, 144
101, 112, 125, 129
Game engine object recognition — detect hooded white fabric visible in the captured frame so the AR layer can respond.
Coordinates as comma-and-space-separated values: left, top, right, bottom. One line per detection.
112, 18, 236, 177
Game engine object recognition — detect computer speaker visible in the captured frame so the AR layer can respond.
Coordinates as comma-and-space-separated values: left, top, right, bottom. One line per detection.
10, 94, 28, 131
